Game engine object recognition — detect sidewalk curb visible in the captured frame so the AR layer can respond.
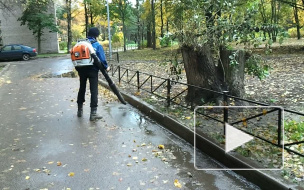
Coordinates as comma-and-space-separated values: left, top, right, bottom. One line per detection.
0, 63, 10, 76
98, 79, 299, 190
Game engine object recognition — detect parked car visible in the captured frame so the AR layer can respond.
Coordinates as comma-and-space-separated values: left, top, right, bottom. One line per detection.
0, 44, 37, 61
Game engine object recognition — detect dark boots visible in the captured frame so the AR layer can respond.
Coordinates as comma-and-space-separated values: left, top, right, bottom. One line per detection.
77, 104, 83, 117
90, 107, 102, 121
77, 105, 102, 121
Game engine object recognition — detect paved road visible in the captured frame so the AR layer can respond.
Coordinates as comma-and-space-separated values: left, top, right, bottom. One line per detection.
0, 56, 259, 189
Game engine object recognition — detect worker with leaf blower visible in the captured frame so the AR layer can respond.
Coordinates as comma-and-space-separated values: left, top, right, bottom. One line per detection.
74, 27, 110, 121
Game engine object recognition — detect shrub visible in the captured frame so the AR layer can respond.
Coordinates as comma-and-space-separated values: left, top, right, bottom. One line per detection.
159, 33, 173, 47
142, 40, 147, 48
101, 40, 109, 48
288, 27, 304, 38
112, 32, 124, 44
112, 42, 121, 48
59, 41, 67, 50
71, 41, 77, 47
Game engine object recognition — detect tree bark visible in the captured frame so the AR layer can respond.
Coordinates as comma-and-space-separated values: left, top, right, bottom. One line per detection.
219, 47, 245, 98
66, 0, 72, 53
293, 0, 301, 39
181, 45, 223, 104
136, 0, 141, 49
181, 45, 246, 105
147, 23, 152, 48
151, 0, 156, 49
160, 0, 164, 37
38, 28, 41, 54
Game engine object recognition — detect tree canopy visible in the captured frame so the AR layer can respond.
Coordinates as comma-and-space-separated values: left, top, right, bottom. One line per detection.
18, 0, 58, 53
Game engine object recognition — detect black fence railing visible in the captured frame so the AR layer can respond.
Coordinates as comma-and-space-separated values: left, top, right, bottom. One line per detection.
109, 65, 304, 157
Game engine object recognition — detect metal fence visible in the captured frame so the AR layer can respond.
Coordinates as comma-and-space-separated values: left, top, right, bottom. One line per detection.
110, 65, 304, 157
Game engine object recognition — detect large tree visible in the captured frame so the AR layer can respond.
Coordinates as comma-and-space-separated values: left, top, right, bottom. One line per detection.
112, 0, 133, 52
173, 0, 270, 104
18, 0, 58, 53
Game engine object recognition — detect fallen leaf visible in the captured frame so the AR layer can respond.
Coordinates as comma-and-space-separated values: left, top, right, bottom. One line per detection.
262, 109, 267, 115
185, 116, 191, 120
25, 176, 30, 180
48, 161, 54, 165
57, 162, 62, 166
113, 172, 120, 176
174, 179, 182, 188
142, 158, 147, 161
158, 144, 165, 149
68, 172, 75, 177
17, 160, 26, 163
243, 121, 247, 127
127, 163, 132, 166
19, 107, 27, 110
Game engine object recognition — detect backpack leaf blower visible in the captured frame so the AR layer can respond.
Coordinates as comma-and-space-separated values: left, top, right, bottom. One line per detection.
91, 53, 127, 105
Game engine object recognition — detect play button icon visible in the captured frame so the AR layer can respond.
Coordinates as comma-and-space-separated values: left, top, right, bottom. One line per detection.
225, 123, 254, 153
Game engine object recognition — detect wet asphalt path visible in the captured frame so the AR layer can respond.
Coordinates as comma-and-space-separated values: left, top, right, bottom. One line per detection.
0, 56, 259, 189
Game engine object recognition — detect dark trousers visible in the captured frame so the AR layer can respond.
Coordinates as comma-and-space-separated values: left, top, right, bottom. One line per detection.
76, 68, 99, 108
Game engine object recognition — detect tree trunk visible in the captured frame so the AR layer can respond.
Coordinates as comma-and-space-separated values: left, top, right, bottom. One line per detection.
147, 23, 152, 48
123, 19, 126, 52
160, 0, 164, 37
66, 0, 72, 53
142, 21, 144, 49
166, 20, 169, 33
219, 47, 245, 98
136, 0, 141, 49
293, 0, 301, 39
181, 45, 246, 105
38, 28, 41, 54
181, 45, 223, 104
151, 0, 156, 50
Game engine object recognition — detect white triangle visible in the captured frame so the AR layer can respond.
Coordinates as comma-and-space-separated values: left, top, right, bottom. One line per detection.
225, 123, 253, 153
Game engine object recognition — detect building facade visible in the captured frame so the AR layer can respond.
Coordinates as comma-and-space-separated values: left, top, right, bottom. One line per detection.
0, 2, 59, 53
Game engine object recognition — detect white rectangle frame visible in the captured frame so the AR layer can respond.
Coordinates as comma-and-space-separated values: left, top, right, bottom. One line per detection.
194, 106, 284, 171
